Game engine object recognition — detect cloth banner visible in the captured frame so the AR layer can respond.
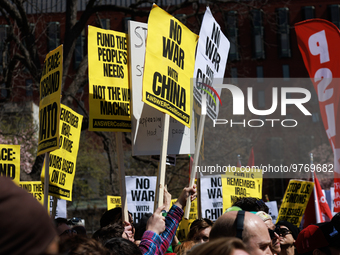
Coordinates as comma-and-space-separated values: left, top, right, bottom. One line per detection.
295, 19, 340, 212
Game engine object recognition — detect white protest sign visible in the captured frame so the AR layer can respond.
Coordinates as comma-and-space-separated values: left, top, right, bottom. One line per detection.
193, 6, 230, 120
265, 201, 279, 224
128, 20, 194, 156
50, 196, 67, 219
126, 176, 156, 224
200, 175, 223, 221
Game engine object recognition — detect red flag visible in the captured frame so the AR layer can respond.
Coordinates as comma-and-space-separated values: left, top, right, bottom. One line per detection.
314, 172, 333, 221
247, 148, 254, 167
303, 190, 317, 228
295, 19, 340, 212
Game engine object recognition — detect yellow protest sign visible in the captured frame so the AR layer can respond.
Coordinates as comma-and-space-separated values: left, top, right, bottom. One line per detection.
38, 45, 63, 156
171, 198, 198, 242
277, 180, 314, 227
19, 181, 44, 205
0, 145, 20, 184
88, 26, 131, 132
41, 104, 83, 201
222, 167, 263, 211
142, 5, 198, 128
107, 195, 122, 210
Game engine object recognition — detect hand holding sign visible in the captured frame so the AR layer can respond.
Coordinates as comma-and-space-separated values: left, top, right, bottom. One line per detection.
123, 221, 135, 242
146, 205, 166, 234
176, 184, 197, 209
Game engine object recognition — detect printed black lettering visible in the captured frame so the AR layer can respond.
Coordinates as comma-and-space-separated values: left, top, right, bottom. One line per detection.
211, 177, 222, 187
62, 137, 73, 153
93, 85, 106, 99
107, 87, 121, 100
40, 71, 60, 100
151, 72, 186, 111
100, 101, 130, 116
97, 32, 115, 47
169, 20, 182, 44
162, 37, 185, 69
39, 102, 58, 141
51, 170, 59, 184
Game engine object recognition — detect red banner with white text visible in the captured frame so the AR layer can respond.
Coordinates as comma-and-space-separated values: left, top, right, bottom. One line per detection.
295, 19, 340, 212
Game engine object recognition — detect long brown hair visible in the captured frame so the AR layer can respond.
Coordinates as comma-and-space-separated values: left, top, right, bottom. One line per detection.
188, 237, 248, 255
186, 218, 214, 241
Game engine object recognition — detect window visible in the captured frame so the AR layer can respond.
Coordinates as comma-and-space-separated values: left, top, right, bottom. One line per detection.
267, 137, 283, 165
231, 67, 238, 84
47, 22, 60, 52
123, 17, 131, 33
257, 66, 264, 82
277, 8, 291, 58
250, 9, 265, 59
0, 83, 7, 98
26, 79, 33, 97
226, 11, 239, 61
100, 19, 110, 29
74, 30, 85, 70
282, 65, 290, 81
302, 6, 315, 20
258, 90, 265, 108
0, 25, 9, 73
328, 5, 340, 28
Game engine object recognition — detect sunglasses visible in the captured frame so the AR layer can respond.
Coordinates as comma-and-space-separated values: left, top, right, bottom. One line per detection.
268, 226, 280, 239
279, 228, 291, 237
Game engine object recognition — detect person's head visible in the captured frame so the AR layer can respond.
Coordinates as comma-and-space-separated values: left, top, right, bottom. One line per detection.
210, 211, 272, 255
59, 235, 110, 255
72, 225, 87, 236
187, 218, 214, 243
232, 197, 269, 213
104, 237, 142, 255
275, 221, 299, 248
188, 237, 249, 255
100, 207, 134, 228
295, 222, 340, 255
256, 211, 281, 254
174, 241, 196, 255
0, 177, 58, 254
93, 223, 124, 245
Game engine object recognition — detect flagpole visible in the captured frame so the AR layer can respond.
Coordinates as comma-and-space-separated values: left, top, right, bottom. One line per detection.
310, 153, 321, 223
237, 154, 241, 167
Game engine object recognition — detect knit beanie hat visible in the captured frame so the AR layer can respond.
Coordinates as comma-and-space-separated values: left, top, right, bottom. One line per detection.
0, 177, 57, 255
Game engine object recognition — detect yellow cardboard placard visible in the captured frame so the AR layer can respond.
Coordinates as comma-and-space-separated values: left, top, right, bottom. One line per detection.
38, 45, 63, 156
142, 5, 198, 128
41, 104, 83, 201
277, 180, 314, 227
19, 181, 44, 205
222, 167, 263, 211
88, 26, 131, 132
107, 195, 122, 210
0, 144, 20, 184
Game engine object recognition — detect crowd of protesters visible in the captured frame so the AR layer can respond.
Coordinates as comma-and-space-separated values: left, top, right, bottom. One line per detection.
1, 176, 340, 255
